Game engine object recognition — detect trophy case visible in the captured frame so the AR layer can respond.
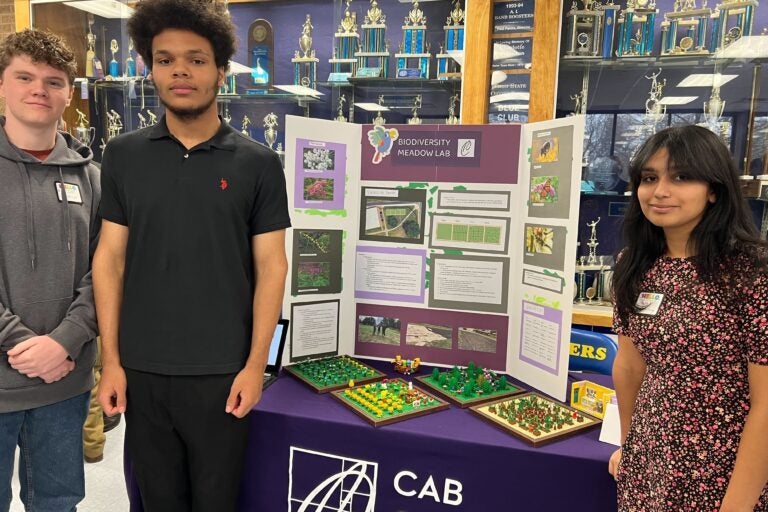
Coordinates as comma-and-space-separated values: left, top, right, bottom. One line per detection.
26, 0, 467, 161
556, 0, 768, 325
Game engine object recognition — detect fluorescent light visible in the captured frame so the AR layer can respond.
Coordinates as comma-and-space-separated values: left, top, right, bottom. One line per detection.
715, 35, 768, 59
658, 96, 698, 105
228, 61, 252, 75
677, 74, 738, 87
273, 84, 323, 97
355, 103, 391, 112
63, 0, 133, 18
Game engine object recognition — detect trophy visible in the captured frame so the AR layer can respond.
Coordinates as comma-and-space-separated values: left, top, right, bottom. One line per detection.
263, 112, 278, 150
335, 94, 348, 122
570, 89, 587, 115
445, 94, 460, 124
126, 40, 136, 77
241, 115, 252, 137
703, 84, 726, 127
86, 15, 103, 79
355, 0, 390, 77
586, 218, 601, 265
106, 110, 123, 141
710, 0, 758, 51
146, 109, 158, 126
563, 0, 620, 59
373, 94, 387, 126
616, 0, 659, 57
644, 69, 666, 127
109, 39, 120, 77
137, 112, 147, 130
248, 19, 274, 90
660, 0, 712, 55
407, 95, 423, 125
73, 109, 96, 147
396, 0, 431, 78
437, 0, 466, 78
222, 104, 232, 124
292, 15, 319, 89
329, 0, 360, 79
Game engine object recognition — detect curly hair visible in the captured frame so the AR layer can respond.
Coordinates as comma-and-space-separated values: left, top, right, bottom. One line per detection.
0, 29, 77, 84
127, 0, 236, 71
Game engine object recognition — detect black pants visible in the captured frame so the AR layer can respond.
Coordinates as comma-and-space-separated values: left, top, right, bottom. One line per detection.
125, 369, 251, 512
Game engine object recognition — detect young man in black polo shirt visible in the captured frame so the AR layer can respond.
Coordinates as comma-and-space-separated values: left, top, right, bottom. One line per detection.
93, 1, 290, 509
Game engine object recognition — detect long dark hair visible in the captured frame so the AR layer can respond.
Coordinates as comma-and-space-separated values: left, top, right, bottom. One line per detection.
613, 125, 766, 323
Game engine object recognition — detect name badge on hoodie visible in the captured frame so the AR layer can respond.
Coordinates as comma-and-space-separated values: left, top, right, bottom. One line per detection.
55, 182, 83, 204
635, 292, 664, 315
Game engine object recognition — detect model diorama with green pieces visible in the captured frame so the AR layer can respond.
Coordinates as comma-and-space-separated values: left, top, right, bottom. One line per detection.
331, 378, 449, 427
284, 355, 385, 393
415, 362, 524, 408
470, 392, 601, 447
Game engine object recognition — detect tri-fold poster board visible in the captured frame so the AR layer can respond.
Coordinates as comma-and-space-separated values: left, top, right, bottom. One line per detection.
282, 114, 585, 401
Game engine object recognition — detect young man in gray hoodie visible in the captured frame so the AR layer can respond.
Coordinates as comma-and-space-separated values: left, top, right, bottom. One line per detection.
0, 30, 100, 511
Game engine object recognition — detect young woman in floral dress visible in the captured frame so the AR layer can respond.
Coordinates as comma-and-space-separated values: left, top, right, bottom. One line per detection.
608, 125, 768, 511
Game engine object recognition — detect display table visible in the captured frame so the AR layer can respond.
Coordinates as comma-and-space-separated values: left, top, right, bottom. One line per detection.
237, 361, 618, 511
125, 361, 618, 511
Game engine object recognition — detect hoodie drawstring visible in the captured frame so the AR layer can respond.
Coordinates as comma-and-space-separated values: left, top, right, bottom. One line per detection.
16, 162, 37, 269
58, 166, 72, 252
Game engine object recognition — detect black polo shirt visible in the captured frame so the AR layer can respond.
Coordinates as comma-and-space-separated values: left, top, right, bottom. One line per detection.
99, 116, 291, 375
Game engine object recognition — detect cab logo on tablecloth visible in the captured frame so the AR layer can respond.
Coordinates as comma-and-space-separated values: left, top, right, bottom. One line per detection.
288, 447, 377, 512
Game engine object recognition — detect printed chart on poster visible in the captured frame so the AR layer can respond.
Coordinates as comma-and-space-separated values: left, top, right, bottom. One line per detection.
283, 115, 584, 401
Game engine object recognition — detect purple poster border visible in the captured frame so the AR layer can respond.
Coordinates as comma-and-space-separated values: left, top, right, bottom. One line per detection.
354, 246, 426, 303
361, 124, 520, 185
294, 138, 346, 210
354, 303, 509, 370
518, 301, 563, 376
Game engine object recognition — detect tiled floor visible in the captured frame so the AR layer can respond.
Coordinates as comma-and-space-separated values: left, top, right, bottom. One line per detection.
10, 419, 129, 511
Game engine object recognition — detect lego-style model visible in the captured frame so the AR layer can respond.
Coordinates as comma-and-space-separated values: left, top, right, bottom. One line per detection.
331, 378, 449, 427
416, 362, 524, 408
470, 392, 601, 447
284, 355, 385, 393
392, 355, 421, 375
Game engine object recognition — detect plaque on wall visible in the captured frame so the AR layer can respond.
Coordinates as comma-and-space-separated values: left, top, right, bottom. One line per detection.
492, 38, 532, 70
248, 19, 274, 90
493, 1, 535, 34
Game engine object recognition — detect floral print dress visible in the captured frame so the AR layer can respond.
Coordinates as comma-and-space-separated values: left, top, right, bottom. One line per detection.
613, 255, 768, 511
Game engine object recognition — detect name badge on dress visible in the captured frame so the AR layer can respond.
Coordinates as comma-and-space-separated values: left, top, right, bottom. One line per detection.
55, 182, 83, 204
636, 292, 664, 315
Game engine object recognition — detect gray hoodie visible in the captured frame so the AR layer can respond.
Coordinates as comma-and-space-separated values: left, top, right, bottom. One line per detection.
0, 116, 101, 413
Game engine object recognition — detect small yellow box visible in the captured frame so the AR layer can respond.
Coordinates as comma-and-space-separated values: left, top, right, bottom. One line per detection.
570, 380, 615, 419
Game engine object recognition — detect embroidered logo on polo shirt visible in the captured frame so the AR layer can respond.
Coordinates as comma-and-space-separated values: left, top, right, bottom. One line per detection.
220, 178, 228, 190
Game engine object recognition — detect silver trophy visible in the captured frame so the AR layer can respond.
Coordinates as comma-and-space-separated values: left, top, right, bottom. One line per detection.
263, 112, 278, 150
644, 69, 666, 128
335, 94, 347, 122
446, 94, 459, 124
586, 217, 601, 265
73, 109, 96, 147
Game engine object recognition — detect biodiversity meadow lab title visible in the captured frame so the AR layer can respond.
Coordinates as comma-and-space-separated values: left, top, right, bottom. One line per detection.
395, 137, 453, 158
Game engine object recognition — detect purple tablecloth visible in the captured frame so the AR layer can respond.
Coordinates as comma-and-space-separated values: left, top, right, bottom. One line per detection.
238, 363, 618, 511
125, 362, 618, 510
